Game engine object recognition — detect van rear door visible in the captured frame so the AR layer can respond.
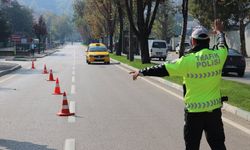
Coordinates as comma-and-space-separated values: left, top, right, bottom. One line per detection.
152, 41, 167, 57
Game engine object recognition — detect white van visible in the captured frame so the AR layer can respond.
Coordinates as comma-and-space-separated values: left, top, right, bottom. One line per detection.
148, 40, 168, 61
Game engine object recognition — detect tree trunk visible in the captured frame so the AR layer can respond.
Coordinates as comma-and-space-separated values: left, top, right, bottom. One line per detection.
109, 33, 113, 53
124, 0, 160, 63
239, 19, 248, 57
162, 2, 169, 42
117, 24, 123, 56
116, 2, 123, 56
128, 0, 134, 61
139, 35, 150, 64
38, 36, 41, 54
179, 0, 188, 58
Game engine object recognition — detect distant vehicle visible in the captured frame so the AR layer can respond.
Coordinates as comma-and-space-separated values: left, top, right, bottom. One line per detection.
166, 45, 173, 51
176, 42, 191, 54
222, 48, 246, 77
86, 43, 110, 64
148, 40, 168, 61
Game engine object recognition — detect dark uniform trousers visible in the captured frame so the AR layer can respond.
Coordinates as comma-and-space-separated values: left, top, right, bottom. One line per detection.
184, 108, 226, 150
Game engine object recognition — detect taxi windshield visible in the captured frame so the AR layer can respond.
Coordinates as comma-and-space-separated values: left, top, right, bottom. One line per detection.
89, 46, 108, 52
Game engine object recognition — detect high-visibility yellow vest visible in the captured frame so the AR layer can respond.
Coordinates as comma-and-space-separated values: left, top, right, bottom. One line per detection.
165, 47, 228, 112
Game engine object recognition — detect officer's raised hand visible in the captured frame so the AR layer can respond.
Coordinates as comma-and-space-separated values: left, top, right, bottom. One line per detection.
213, 19, 224, 33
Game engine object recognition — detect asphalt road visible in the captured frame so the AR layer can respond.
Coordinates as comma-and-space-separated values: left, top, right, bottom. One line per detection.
0, 44, 249, 150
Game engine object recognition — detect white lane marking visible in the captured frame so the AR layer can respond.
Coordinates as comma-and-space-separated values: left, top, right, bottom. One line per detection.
64, 139, 75, 150
222, 117, 250, 135
72, 70, 75, 75
115, 64, 250, 135
72, 76, 75, 83
71, 84, 76, 94
141, 77, 183, 99
73, 49, 76, 66
68, 101, 76, 123
0, 74, 16, 83
115, 65, 182, 99
72, 66, 75, 70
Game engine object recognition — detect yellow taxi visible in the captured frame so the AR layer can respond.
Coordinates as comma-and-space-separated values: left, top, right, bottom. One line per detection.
86, 43, 110, 64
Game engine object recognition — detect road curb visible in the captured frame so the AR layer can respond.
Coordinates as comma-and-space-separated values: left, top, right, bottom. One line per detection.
35, 49, 59, 58
0, 64, 21, 77
111, 58, 250, 122
5, 57, 36, 61
4, 50, 59, 61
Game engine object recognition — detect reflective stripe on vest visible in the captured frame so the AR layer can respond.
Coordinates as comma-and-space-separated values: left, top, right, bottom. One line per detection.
186, 98, 221, 110
186, 69, 222, 79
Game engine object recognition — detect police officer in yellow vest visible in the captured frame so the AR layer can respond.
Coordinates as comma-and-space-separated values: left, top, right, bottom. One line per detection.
130, 19, 227, 150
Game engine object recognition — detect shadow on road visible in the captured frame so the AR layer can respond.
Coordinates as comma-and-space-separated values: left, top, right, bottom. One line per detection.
222, 72, 250, 78
50, 53, 66, 57
222, 73, 241, 77
0, 87, 17, 91
0, 139, 56, 150
11, 68, 59, 75
86, 62, 120, 65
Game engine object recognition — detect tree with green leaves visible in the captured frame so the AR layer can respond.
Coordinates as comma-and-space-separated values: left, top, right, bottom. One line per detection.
114, 0, 125, 56
3, 0, 34, 36
189, 0, 250, 57
73, 0, 91, 42
125, 0, 161, 64
85, 0, 106, 39
179, 0, 189, 58
189, 0, 233, 30
92, 0, 117, 53
73, 0, 118, 51
33, 15, 47, 53
229, 1, 250, 57
44, 12, 75, 43
74, 0, 106, 41
0, 10, 11, 44
152, 0, 175, 43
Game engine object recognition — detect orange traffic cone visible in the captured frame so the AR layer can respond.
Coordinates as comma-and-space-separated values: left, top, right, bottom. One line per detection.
53, 78, 63, 95
43, 64, 48, 74
47, 69, 55, 81
57, 92, 74, 116
31, 61, 35, 69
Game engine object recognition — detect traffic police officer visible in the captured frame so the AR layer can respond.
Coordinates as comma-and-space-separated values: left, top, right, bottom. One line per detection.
130, 19, 228, 150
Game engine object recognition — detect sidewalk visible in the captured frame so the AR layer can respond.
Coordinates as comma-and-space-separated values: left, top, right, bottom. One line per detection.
0, 62, 21, 77
4, 48, 59, 61
246, 58, 250, 70
0, 48, 58, 77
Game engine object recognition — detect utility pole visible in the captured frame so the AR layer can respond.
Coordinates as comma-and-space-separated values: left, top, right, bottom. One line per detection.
213, 0, 217, 19
212, 0, 217, 46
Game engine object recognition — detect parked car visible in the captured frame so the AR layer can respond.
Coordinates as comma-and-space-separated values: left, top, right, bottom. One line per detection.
176, 42, 191, 54
222, 48, 246, 77
86, 43, 110, 64
148, 40, 168, 61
